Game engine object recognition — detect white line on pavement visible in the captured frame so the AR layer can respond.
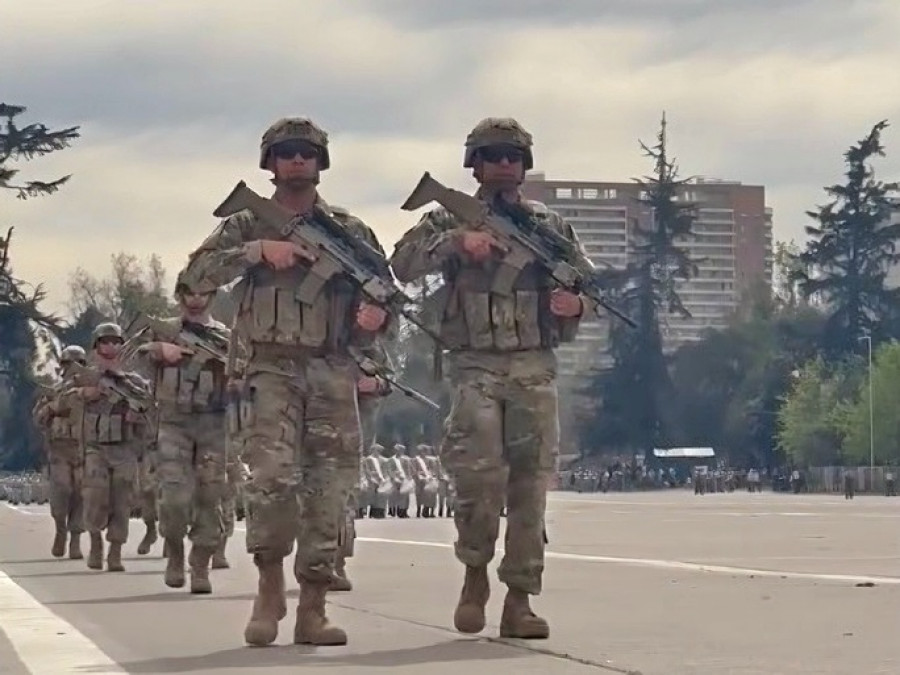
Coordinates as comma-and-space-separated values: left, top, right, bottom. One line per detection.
0, 569, 125, 674
355, 536, 900, 586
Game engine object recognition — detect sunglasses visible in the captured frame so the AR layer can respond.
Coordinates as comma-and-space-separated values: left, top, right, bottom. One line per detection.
271, 140, 320, 161
478, 145, 525, 164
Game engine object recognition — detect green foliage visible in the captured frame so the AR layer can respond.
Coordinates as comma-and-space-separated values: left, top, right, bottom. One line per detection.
842, 341, 900, 465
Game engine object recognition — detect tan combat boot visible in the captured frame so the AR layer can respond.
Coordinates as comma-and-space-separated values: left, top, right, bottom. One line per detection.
136, 521, 158, 555
211, 537, 230, 569
329, 555, 352, 592
454, 565, 490, 634
51, 528, 66, 558
294, 581, 347, 645
68, 533, 83, 560
244, 555, 287, 647
87, 533, 104, 570
499, 588, 549, 639
164, 538, 185, 588
106, 542, 125, 572
189, 546, 213, 594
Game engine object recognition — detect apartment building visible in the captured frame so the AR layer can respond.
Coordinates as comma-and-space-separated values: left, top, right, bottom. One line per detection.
521, 172, 773, 376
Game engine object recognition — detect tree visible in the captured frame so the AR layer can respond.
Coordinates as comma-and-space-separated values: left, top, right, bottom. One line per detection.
0, 104, 78, 470
67, 252, 176, 332
842, 341, 900, 465
792, 120, 900, 356
582, 113, 698, 457
772, 240, 806, 308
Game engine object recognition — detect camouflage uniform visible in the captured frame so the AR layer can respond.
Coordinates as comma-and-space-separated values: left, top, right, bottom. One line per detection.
32, 346, 87, 560
134, 408, 159, 555
390, 118, 588, 639
127, 279, 232, 593
179, 117, 391, 647
66, 323, 154, 572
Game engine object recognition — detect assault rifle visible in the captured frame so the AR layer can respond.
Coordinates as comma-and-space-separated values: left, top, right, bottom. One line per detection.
67, 362, 154, 414
212, 181, 440, 341
400, 172, 636, 328
349, 347, 440, 412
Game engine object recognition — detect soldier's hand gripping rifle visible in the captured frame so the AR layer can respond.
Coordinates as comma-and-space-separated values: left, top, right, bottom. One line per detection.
212, 181, 441, 341
67, 362, 154, 414
348, 347, 440, 412
400, 172, 636, 329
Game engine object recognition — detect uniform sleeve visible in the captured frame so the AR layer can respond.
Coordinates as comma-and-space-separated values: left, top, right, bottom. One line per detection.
389, 209, 459, 283
179, 212, 256, 293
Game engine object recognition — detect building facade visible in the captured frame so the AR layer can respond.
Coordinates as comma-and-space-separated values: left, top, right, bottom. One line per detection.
522, 172, 773, 376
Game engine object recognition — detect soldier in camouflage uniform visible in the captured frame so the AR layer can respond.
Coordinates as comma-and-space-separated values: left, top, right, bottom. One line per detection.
33, 345, 87, 559
63, 323, 154, 572
135, 412, 159, 555
390, 118, 589, 639
179, 117, 392, 647
128, 272, 232, 593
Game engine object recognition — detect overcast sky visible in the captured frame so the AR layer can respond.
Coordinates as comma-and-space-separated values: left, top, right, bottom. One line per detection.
3, 0, 899, 316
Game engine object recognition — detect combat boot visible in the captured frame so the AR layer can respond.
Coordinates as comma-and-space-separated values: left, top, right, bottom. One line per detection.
164, 538, 185, 588
51, 528, 66, 558
189, 545, 213, 594
244, 555, 287, 647
68, 533, 83, 560
106, 542, 125, 572
87, 533, 104, 570
454, 565, 490, 634
293, 581, 347, 645
329, 557, 352, 592
136, 521, 158, 555
211, 537, 230, 569
499, 588, 549, 639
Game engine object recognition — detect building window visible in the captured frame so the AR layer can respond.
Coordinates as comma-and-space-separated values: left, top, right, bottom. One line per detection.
581, 188, 599, 199
555, 188, 573, 199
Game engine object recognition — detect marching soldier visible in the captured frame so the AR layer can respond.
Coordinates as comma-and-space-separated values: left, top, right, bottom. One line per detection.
390, 117, 590, 639
32, 345, 87, 559
179, 117, 392, 646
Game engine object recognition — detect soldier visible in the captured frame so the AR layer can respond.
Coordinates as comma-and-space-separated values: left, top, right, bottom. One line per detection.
390, 118, 589, 639
423, 444, 451, 517
134, 413, 159, 556
127, 273, 232, 593
65, 323, 153, 572
361, 444, 389, 518
411, 443, 437, 518
390, 444, 412, 518
32, 345, 87, 559
178, 117, 391, 647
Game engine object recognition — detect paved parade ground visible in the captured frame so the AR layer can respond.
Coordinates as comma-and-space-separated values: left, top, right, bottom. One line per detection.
0, 491, 897, 674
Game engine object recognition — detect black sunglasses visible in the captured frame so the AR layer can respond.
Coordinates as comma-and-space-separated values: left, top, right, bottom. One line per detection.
478, 145, 525, 164
271, 140, 320, 161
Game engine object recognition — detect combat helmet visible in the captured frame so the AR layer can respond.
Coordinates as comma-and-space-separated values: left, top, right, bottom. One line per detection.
463, 117, 534, 170
59, 345, 87, 364
259, 117, 330, 170
173, 269, 211, 299
91, 322, 124, 347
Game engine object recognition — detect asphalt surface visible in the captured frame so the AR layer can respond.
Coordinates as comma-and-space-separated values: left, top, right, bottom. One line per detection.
1, 490, 897, 674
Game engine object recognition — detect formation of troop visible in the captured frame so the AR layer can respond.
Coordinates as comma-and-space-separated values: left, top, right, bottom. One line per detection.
31, 113, 595, 648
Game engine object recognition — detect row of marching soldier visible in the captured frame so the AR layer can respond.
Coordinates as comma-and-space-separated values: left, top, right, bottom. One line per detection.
32, 111, 595, 648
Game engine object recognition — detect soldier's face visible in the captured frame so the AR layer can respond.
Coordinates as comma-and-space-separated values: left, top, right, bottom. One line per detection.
181, 290, 212, 315
96, 337, 121, 359
477, 144, 525, 184
268, 140, 320, 187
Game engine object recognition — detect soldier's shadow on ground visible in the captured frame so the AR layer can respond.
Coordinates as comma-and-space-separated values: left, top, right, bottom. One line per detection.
95, 638, 532, 672
12, 569, 161, 579
49, 590, 296, 605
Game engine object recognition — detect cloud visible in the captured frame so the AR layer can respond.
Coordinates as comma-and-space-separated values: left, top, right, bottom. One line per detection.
2, 0, 899, 316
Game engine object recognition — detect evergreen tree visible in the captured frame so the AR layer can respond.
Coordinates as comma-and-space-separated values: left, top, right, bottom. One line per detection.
0, 103, 79, 469
792, 120, 900, 355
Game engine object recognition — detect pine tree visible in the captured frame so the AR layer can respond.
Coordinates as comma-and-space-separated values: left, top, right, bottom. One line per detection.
0, 103, 79, 469
792, 120, 900, 355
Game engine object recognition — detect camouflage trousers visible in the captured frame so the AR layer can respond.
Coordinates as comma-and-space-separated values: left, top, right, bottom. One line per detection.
48, 441, 84, 534
222, 459, 244, 539
239, 350, 360, 584
156, 413, 228, 549
442, 350, 559, 595
83, 443, 140, 544
136, 454, 157, 523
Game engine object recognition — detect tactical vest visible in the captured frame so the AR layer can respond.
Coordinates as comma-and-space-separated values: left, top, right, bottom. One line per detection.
80, 399, 137, 445
155, 353, 228, 415
49, 413, 78, 442
234, 209, 369, 354
429, 200, 580, 353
